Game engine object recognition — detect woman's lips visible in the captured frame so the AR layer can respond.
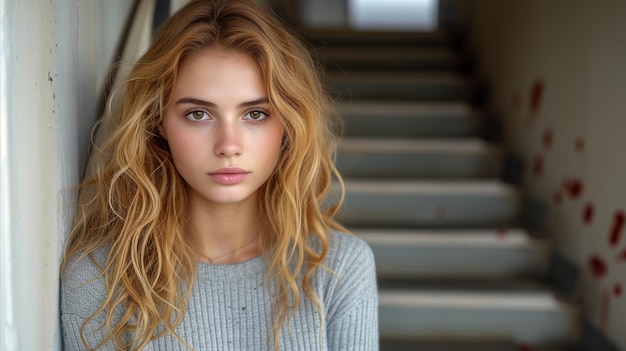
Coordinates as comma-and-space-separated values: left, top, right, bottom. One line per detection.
208, 167, 250, 185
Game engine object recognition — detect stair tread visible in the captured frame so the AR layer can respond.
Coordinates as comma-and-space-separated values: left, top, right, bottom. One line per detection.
329, 71, 469, 84
342, 138, 501, 154
344, 179, 518, 195
379, 289, 576, 311
380, 340, 578, 351
304, 29, 453, 42
323, 47, 456, 60
337, 139, 503, 179
378, 288, 579, 345
360, 228, 549, 280
357, 228, 547, 248
337, 102, 486, 139
336, 101, 480, 117
377, 278, 553, 292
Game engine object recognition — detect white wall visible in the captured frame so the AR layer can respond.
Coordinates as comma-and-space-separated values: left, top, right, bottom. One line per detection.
465, 1, 626, 348
0, 0, 135, 350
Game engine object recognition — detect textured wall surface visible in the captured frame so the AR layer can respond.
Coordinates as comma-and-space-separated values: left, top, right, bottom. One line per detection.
465, 1, 626, 348
0, 1, 134, 350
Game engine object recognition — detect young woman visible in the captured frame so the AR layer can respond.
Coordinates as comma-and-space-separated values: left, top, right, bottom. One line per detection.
60, 0, 378, 350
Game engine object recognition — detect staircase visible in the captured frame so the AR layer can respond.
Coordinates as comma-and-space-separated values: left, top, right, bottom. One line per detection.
303, 30, 581, 350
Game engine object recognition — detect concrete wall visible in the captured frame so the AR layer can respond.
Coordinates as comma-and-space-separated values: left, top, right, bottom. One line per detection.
464, 1, 626, 349
0, 0, 135, 349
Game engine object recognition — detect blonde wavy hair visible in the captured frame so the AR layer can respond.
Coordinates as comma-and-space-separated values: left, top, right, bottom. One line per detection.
61, 0, 346, 349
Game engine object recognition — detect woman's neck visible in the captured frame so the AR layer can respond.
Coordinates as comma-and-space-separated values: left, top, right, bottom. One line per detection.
188, 196, 261, 264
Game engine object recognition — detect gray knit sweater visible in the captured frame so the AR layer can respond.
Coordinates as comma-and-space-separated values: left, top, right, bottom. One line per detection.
61, 231, 378, 350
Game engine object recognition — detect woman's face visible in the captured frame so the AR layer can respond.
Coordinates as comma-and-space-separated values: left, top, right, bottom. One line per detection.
161, 48, 284, 209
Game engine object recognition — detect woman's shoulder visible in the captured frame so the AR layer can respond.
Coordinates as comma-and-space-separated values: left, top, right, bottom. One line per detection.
60, 246, 110, 317
323, 230, 376, 273
327, 229, 373, 256
317, 230, 378, 319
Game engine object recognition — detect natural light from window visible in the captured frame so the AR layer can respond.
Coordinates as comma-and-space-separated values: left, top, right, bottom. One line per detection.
349, 0, 438, 31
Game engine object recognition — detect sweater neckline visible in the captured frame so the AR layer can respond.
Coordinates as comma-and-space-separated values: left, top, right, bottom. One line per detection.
196, 254, 266, 281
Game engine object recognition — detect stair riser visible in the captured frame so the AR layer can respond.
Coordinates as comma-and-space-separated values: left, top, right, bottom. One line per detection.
325, 59, 457, 72
337, 193, 521, 228
321, 48, 457, 72
379, 340, 520, 351
379, 305, 579, 346
337, 152, 502, 179
312, 39, 451, 48
341, 115, 483, 138
369, 245, 548, 279
320, 47, 466, 73
305, 34, 452, 49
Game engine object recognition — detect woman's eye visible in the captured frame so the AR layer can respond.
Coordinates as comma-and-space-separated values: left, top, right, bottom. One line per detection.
246, 110, 268, 121
185, 110, 209, 121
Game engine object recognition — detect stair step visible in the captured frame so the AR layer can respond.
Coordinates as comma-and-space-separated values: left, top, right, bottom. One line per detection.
337, 101, 484, 138
327, 72, 475, 101
320, 47, 459, 72
357, 229, 549, 279
337, 138, 503, 179
377, 278, 550, 293
379, 290, 580, 346
380, 340, 578, 351
336, 180, 521, 228
307, 28, 579, 350
304, 29, 454, 48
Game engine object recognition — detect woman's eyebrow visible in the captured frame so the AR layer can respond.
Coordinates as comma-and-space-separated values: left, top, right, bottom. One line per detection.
238, 97, 269, 108
175, 97, 217, 108
175, 97, 269, 108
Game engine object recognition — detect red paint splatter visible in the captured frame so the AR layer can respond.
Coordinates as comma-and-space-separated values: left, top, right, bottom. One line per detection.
518, 343, 533, 351
589, 255, 608, 279
553, 191, 563, 205
617, 249, 626, 261
532, 155, 544, 176
563, 178, 584, 199
583, 203, 595, 225
575, 137, 585, 153
615, 283, 623, 297
543, 129, 554, 149
530, 80, 545, 115
609, 210, 625, 247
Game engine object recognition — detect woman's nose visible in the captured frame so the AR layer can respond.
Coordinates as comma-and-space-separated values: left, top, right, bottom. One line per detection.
213, 121, 242, 158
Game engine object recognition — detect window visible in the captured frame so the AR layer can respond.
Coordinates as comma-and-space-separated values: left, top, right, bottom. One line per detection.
348, 0, 438, 31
